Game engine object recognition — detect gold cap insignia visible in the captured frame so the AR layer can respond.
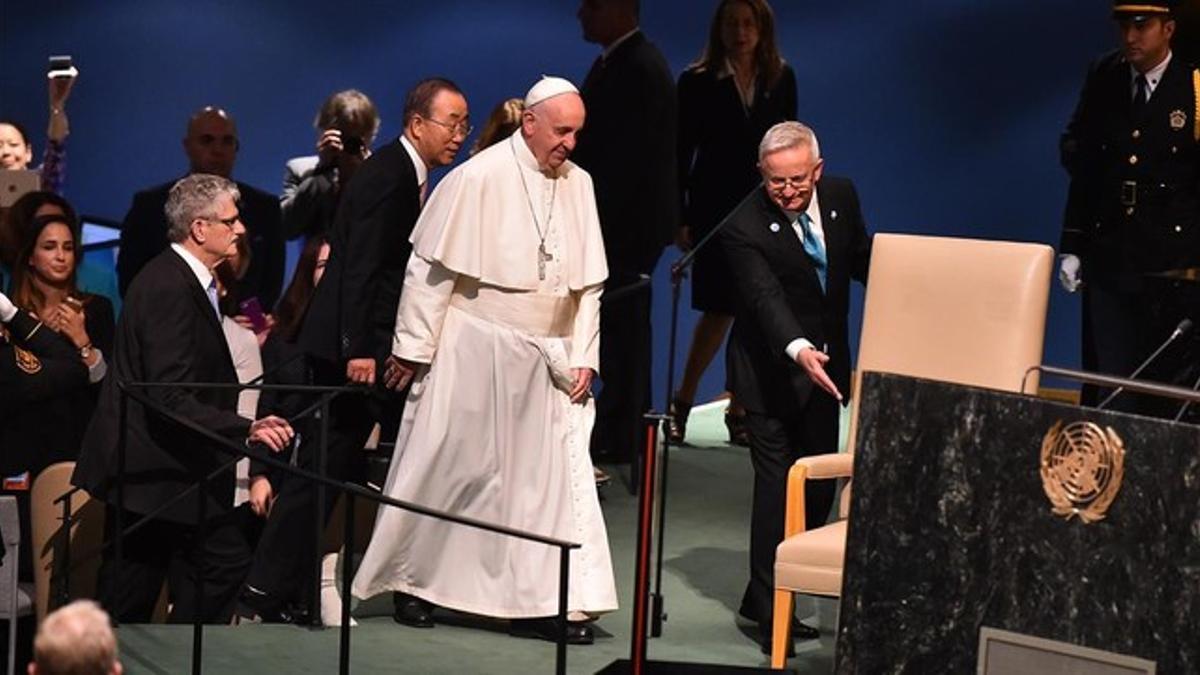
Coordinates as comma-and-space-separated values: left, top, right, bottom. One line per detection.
1169, 109, 1187, 131
1039, 421, 1125, 523
13, 344, 43, 375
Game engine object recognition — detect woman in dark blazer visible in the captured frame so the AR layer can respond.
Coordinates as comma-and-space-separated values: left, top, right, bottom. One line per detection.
6, 210, 114, 464
674, 0, 796, 444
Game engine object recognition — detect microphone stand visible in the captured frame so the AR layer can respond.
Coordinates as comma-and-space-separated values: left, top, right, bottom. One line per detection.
641, 183, 764, 648
1098, 319, 1192, 409
1171, 369, 1200, 422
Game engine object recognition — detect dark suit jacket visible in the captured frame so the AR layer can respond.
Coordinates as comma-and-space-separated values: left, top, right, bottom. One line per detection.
1060, 50, 1200, 286
73, 248, 253, 524
280, 155, 339, 240
574, 30, 678, 274
724, 177, 871, 417
298, 139, 420, 366
116, 178, 285, 309
677, 63, 797, 235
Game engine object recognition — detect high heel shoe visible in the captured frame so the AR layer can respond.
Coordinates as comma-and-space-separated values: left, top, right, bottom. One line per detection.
667, 396, 692, 444
725, 408, 751, 447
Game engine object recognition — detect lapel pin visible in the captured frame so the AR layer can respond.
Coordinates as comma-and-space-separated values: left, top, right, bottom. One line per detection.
830, 210, 838, 220
769, 222, 781, 233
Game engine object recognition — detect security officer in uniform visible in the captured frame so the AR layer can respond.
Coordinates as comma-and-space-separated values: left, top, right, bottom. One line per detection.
1059, 0, 1200, 412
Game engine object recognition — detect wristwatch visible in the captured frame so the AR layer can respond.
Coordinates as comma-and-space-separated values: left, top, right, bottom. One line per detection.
79, 342, 92, 360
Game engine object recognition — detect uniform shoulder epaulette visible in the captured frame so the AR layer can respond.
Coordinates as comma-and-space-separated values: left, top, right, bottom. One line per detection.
1194, 67, 1199, 141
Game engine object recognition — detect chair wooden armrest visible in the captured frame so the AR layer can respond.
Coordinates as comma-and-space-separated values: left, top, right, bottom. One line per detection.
784, 453, 854, 538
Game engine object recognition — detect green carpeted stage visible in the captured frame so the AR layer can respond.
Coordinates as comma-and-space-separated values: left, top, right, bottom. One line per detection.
116, 402, 844, 673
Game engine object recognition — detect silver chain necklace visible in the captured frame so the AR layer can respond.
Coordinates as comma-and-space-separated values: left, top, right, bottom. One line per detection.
510, 135, 557, 280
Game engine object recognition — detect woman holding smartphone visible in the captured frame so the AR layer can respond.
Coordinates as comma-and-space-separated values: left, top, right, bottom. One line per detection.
7, 212, 114, 459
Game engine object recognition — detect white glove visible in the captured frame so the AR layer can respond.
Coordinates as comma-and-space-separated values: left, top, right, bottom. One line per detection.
0, 291, 16, 323
1058, 254, 1082, 293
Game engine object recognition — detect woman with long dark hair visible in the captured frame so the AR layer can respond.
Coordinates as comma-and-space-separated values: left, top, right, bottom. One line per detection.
8, 212, 112, 394
673, 0, 797, 445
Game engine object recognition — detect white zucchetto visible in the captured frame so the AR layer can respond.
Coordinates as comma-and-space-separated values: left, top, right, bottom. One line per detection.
523, 76, 579, 108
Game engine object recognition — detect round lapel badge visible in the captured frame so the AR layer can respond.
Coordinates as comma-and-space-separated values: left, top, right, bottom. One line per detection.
769, 222, 781, 233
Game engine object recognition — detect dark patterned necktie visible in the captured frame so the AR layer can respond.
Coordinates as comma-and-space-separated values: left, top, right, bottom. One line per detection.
1132, 73, 1148, 117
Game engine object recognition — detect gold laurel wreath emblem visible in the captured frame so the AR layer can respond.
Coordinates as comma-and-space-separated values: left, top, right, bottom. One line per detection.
13, 344, 43, 375
1039, 421, 1125, 523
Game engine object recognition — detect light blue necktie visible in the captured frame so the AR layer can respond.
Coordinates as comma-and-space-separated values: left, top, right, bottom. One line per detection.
205, 278, 221, 320
800, 212, 827, 292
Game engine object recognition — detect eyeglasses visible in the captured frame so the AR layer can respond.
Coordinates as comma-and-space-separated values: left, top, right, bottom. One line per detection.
204, 215, 241, 229
422, 116, 473, 138
765, 175, 812, 191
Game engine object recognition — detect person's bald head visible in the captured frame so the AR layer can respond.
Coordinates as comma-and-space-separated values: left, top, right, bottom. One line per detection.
521, 92, 585, 172
29, 601, 122, 675
577, 0, 639, 46
184, 106, 239, 178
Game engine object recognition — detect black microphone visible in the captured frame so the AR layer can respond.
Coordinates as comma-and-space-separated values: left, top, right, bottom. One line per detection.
1097, 318, 1193, 409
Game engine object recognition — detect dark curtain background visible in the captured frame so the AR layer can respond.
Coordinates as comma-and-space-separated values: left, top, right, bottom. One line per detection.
4, 1, 1191, 404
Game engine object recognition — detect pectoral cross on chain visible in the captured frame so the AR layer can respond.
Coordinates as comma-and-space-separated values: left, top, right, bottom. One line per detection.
538, 242, 554, 281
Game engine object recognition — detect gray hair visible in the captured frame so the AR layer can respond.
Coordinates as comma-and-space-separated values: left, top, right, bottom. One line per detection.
758, 121, 821, 162
34, 600, 119, 675
164, 173, 240, 243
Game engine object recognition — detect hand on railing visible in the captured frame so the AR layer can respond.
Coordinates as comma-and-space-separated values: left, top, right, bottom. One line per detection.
248, 415, 295, 452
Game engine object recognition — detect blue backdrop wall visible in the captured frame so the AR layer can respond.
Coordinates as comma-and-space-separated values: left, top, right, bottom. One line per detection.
0, 1, 1118, 407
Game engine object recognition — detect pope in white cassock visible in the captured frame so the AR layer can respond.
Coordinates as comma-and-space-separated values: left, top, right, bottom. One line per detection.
351, 76, 618, 644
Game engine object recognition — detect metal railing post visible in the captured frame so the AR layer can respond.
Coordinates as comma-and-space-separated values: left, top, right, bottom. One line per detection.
192, 474, 207, 675
113, 386, 127, 628
339, 493, 356, 675
312, 393, 332, 627
555, 546, 571, 675
58, 492, 73, 607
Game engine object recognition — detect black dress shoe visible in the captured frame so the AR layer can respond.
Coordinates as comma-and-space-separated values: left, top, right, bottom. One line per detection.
233, 587, 294, 624
392, 592, 435, 628
757, 620, 816, 655
509, 617, 594, 645
791, 620, 819, 640
738, 605, 819, 642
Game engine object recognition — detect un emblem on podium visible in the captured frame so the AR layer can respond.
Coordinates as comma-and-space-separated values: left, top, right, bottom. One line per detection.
1039, 421, 1125, 523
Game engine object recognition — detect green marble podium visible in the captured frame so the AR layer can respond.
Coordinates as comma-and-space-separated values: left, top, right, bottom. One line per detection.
835, 372, 1200, 673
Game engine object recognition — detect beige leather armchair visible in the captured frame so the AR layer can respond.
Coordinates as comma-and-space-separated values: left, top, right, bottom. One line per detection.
30, 462, 105, 622
770, 234, 1054, 668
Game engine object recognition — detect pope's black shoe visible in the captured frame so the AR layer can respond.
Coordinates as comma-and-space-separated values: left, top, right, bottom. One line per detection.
509, 617, 595, 645
392, 592, 435, 628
